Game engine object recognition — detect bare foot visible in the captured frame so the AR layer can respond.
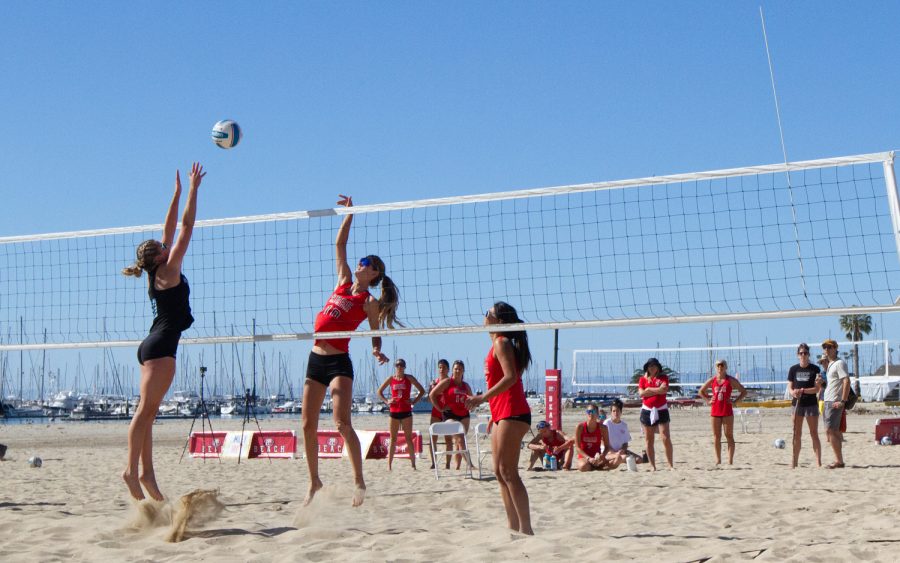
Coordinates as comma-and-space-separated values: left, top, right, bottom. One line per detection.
140, 472, 165, 501
122, 470, 145, 501
352, 483, 366, 507
304, 478, 324, 506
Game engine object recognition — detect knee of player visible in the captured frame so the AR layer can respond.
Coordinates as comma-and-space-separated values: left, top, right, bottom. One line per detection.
334, 418, 354, 434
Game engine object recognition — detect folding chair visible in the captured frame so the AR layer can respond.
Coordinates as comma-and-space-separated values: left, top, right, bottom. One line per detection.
428, 421, 473, 480
473, 422, 493, 480
739, 407, 762, 433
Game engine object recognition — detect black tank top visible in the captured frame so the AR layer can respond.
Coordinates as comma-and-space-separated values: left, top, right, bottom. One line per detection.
147, 270, 194, 333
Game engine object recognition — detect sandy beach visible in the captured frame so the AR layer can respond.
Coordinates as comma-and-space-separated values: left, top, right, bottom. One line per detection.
2, 406, 899, 562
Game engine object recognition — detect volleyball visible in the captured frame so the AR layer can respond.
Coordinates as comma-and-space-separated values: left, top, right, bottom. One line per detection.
881, 436, 893, 446
211, 120, 241, 149
28, 456, 42, 468
773, 438, 786, 449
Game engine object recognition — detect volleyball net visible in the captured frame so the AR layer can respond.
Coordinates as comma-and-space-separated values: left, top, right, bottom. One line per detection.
1, 151, 899, 351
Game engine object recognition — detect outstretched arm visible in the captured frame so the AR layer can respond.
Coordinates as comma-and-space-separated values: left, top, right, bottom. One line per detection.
166, 162, 205, 270
335, 195, 353, 288
162, 171, 182, 247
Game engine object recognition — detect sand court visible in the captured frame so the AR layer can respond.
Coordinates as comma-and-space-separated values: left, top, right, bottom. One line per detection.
2, 408, 899, 561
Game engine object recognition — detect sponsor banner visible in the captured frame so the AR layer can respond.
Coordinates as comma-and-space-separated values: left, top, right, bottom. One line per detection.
875, 418, 900, 444
317, 430, 345, 458
366, 431, 423, 459
545, 369, 562, 430
316, 430, 423, 459
249, 430, 296, 459
188, 431, 228, 458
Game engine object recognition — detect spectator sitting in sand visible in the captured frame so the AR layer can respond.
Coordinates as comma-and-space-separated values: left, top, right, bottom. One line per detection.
603, 399, 645, 465
526, 420, 574, 470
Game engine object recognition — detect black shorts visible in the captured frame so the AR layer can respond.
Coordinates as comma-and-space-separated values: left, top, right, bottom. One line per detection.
496, 413, 532, 426
137, 330, 181, 365
442, 411, 470, 422
306, 352, 354, 387
640, 408, 671, 427
389, 411, 412, 420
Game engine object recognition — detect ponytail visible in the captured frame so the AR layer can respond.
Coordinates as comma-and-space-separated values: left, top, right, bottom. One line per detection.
377, 274, 404, 329
492, 301, 532, 373
122, 240, 162, 278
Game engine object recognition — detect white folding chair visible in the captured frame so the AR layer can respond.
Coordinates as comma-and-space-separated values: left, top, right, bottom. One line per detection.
740, 408, 762, 433
429, 421, 473, 480
473, 422, 493, 480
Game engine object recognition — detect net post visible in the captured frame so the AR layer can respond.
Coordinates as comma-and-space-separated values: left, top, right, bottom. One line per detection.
881, 153, 900, 283
545, 369, 562, 430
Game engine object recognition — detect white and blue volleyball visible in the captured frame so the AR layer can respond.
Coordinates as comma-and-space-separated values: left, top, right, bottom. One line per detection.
881, 436, 893, 446
773, 438, 786, 449
211, 120, 241, 149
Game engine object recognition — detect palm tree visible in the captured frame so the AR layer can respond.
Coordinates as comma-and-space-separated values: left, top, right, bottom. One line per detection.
631, 365, 682, 396
839, 313, 873, 398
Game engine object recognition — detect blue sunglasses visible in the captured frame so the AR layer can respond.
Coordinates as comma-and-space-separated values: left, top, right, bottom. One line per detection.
359, 257, 372, 268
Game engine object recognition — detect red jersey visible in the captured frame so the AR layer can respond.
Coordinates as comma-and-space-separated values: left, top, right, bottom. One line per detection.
542, 430, 566, 455
484, 341, 530, 421
429, 377, 447, 418
710, 376, 734, 417
578, 421, 604, 458
442, 380, 471, 417
313, 283, 370, 353
389, 375, 412, 414
639, 374, 669, 409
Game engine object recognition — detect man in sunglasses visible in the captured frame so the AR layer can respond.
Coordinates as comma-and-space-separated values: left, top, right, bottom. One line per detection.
821, 339, 850, 469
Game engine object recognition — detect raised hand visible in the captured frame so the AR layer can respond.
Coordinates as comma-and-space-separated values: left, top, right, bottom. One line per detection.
174, 170, 182, 195
189, 162, 206, 190
338, 194, 353, 208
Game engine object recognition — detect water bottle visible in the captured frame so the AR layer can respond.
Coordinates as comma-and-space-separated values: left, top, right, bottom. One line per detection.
543, 453, 552, 469
626, 456, 637, 472
549, 454, 558, 471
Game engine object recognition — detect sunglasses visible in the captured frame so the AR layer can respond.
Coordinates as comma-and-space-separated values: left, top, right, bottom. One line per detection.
359, 257, 372, 268
484, 309, 496, 319
585, 409, 597, 415
798, 351, 810, 356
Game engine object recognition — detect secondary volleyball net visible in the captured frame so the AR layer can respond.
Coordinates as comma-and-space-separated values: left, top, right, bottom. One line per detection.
572, 339, 892, 398
1, 151, 899, 351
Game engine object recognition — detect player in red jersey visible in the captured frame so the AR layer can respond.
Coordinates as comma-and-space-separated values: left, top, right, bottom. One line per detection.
526, 420, 573, 470
428, 359, 451, 469
377, 358, 426, 470
574, 404, 614, 471
698, 359, 747, 465
430, 360, 474, 470
466, 301, 533, 535
301, 195, 401, 507
638, 357, 675, 471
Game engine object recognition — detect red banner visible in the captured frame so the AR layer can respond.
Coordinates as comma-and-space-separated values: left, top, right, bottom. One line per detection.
875, 418, 900, 444
545, 369, 562, 430
315, 430, 423, 459
317, 430, 346, 458
248, 430, 297, 459
188, 431, 228, 458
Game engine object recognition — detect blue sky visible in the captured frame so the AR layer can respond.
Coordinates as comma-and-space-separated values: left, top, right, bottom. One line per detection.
2, 2, 900, 397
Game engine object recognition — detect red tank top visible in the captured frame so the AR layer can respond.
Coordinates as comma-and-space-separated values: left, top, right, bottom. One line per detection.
442, 380, 470, 417
484, 341, 530, 421
710, 376, 734, 417
313, 283, 370, 353
542, 431, 566, 455
578, 421, 604, 457
389, 375, 412, 414
430, 377, 446, 418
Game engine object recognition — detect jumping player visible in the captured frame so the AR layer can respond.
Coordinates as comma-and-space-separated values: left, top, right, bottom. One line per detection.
466, 302, 533, 535
377, 358, 425, 470
698, 359, 747, 465
121, 162, 205, 501
301, 195, 401, 507
429, 360, 473, 470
